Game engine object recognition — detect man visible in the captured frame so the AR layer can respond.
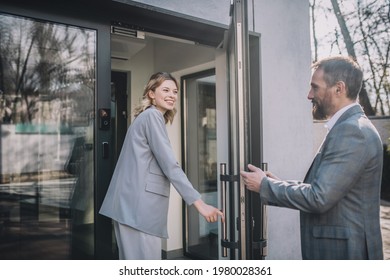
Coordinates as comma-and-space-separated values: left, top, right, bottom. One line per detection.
241, 56, 384, 259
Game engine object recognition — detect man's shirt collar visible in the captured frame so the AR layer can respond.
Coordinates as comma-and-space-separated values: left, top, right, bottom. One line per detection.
325, 102, 358, 131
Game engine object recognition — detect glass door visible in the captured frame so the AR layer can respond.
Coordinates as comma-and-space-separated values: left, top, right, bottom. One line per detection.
222, 0, 252, 260
222, 0, 265, 260
183, 0, 264, 260
0, 13, 96, 259
184, 0, 264, 260
183, 70, 218, 259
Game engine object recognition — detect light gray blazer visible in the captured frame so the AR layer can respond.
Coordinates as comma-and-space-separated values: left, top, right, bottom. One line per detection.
99, 106, 201, 238
261, 105, 384, 259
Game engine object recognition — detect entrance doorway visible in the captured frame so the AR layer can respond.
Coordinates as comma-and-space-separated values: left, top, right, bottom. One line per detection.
109, 1, 263, 260
110, 27, 220, 259
182, 70, 218, 259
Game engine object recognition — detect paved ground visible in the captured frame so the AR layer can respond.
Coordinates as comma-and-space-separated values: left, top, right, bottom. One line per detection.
380, 201, 390, 260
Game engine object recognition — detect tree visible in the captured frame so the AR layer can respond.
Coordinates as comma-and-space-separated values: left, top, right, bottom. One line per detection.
0, 15, 95, 124
310, 0, 390, 116
330, 0, 375, 115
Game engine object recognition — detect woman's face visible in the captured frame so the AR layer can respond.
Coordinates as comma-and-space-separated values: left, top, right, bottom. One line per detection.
148, 80, 178, 114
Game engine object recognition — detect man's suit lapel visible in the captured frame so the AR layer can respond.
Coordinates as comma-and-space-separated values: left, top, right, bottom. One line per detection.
304, 133, 327, 182
303, 104, 363, 183
304, 152, 321, 183
333, 104, 363, 127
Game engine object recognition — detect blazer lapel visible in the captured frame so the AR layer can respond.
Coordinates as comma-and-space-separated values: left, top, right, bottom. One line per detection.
304, 153, 320, 182
333, 104, 363, 128
303, 104, 363, 183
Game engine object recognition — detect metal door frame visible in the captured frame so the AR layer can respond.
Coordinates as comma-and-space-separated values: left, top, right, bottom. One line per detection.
218, 0, 265, 260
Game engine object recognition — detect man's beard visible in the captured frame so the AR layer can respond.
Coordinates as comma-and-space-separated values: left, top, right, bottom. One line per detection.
312, 100, 327, 120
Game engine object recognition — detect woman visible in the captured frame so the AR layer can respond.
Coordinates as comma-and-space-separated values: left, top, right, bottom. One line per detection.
100, 72, 224, 260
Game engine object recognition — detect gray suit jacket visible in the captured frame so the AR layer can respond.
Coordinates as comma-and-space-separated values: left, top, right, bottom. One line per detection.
260, 105, 384, 259
99, 106, 201, 238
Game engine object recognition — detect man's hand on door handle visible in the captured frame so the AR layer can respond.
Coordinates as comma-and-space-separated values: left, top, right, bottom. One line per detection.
240, 164, 280, 193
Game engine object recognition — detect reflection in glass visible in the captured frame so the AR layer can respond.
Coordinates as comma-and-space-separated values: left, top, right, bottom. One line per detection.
0, 13, 96, 259
184, 71, 218, 259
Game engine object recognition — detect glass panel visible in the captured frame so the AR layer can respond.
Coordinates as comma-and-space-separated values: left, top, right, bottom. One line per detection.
184, 71, 218, 259
0, 13, 96, 259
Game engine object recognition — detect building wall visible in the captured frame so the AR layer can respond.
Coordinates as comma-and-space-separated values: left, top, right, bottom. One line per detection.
254, 0, 312, 259
121, 0, 312, 259
119, 0, 231, 25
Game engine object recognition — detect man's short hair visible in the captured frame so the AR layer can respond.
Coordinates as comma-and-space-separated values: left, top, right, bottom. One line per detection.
312, 56, 363, 100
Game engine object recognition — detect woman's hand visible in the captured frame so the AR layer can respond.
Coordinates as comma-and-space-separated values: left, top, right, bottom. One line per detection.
193, 199, 225, 223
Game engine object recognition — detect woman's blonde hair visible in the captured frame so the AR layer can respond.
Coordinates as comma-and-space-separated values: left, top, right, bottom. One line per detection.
133, 72, 178, 124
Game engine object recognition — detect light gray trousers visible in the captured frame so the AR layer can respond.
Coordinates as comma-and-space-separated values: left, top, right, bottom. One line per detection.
113, 221, 162, 260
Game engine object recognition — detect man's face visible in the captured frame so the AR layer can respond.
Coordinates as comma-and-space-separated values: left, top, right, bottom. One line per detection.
308, 68, 335, 120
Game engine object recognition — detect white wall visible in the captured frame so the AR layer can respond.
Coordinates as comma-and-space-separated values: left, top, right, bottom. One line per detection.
122, 0, 231, 25
254, 0, 312, 259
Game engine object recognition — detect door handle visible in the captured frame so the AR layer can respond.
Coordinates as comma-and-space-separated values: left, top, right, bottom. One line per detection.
220, 163, 228, 257
102, 142, 109, 159
260, 162, 268, 258
219, 163, 240, 257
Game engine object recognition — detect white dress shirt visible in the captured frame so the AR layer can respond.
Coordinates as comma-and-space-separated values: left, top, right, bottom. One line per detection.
325, 102, 359, 131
